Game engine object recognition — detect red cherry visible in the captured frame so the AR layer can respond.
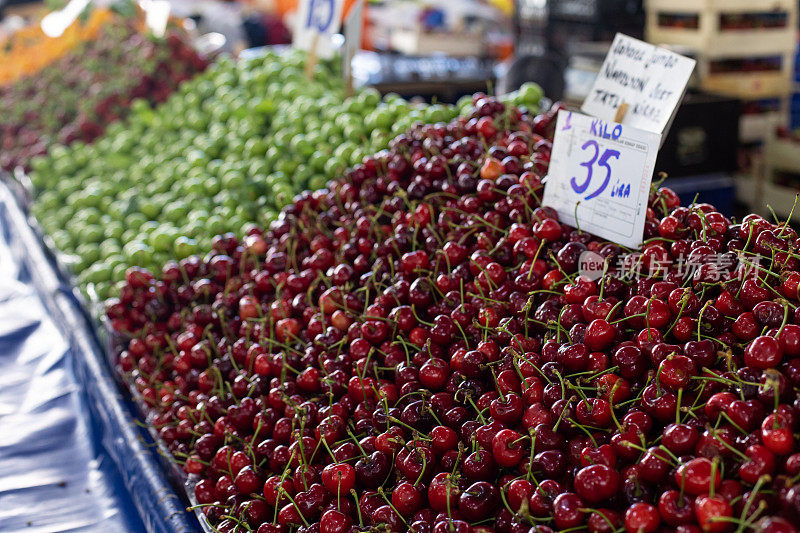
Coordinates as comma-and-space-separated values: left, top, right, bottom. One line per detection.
757, 517, 799, 533
662, 423, 699, 455
506, 478, 535, 512
762, 413, 795, 455
658, 490, 694, 526
552, 492, 586, 530
587, 509, 622, 533
321, 463, 356, 495
534, 218, 562, 241
738, 444, 776, 483
320, 509, 352, 533
624, 502, 660, 533
585, 319, 616, 351
694, 495, 733, 533
428, 472, 460, 513
458, 481, 499, 521
674, 457, 721, 496
234, 465, 263, 495
658, 354, 696, 390
745, 335, 784, 369
430, 425, 458, 455
580, 444, 616, 467
777, 323, 800, 356
489, 393, 524, 425
492, 429, 526, 468
575, 398, 612, 427
574, 464, 620, 504
391, 481, 424, 517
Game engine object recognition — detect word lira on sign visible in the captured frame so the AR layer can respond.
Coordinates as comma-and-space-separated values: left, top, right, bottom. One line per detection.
542, 110, 662, 249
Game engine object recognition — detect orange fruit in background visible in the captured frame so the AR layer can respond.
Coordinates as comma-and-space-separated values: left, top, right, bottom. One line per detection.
0, 8, 115, 85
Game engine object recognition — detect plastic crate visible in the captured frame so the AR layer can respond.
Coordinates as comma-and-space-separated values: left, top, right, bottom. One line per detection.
655, 92, 740, 178
646, 0, 798, 57
549, 0, 645, 25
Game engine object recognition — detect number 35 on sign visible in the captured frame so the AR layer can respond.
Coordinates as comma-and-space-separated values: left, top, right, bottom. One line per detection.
542, 110, 662, 249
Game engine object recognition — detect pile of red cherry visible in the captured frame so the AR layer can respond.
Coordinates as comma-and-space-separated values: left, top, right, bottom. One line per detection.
107, 94, 800, 533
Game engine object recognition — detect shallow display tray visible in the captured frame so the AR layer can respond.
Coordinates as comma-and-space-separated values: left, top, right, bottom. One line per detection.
0, 174, 212, 532
103, 316, 216, 533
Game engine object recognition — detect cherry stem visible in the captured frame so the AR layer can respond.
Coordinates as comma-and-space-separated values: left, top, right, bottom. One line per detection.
777, 299, 790, 337
736, 475, 768, 533
281, 490, 311, 527
709, 458, 719, 498
696, 300, 713, 341
656, 445, 680, 466
350, 489, 364, 527
377, 487, 410, 527
345, 428, 368, 457
491, 367, 506, 402
664, 291, 690, 337
497, 482, 517, 516
719, 411, 747, 435
777, 196, 798, 237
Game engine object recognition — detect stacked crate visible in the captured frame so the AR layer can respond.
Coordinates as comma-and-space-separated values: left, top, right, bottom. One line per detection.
758, 129, 800, 221
646, 0, 798, 144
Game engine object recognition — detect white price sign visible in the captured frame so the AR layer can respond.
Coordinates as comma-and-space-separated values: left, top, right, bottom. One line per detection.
581, 33, 696, 138
294, 0, 346, 59
542, 111, 662, 249
140, 0, 171, 38
342, 0, 364, 92
41, 0, 90, 38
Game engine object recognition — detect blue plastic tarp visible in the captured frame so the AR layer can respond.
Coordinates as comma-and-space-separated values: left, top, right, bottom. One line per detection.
0, 185, 200, 533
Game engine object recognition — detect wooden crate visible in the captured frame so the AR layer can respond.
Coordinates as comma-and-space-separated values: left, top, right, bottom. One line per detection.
759, 128, 800, 221
740, 111, 785, 143
697, 52, 794, 99
761, 182, 800, 221
739, 97, 790, 143
765, 133, 800, 174
646, 0, 798, 57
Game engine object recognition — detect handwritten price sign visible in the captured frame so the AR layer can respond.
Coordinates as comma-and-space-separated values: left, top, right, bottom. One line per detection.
581, 33, 696, 139
542, 110, 662, 249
